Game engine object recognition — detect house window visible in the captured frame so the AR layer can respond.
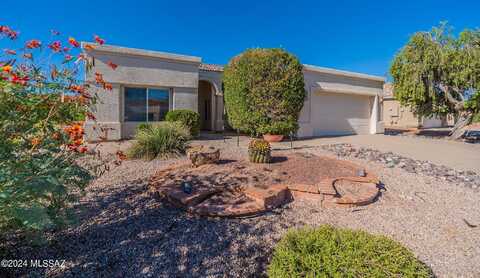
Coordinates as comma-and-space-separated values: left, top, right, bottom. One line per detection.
124, 87, 170, 122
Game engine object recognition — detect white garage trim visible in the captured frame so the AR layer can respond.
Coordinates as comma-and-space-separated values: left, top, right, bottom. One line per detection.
314, 82, 382, 96
303, 64, 385, 82
370, 95, 380, 134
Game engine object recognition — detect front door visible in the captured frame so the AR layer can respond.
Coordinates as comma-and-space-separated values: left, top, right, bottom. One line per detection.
198, 81, 213, 130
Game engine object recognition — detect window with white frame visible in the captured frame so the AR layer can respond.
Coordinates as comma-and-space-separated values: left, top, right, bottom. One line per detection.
124, 87, 170, 122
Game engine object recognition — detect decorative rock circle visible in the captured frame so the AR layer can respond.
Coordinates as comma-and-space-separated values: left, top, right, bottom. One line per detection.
149, 152, 382, 217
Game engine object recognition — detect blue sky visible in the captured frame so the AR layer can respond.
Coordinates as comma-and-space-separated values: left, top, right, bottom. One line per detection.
3, 0, 479, 77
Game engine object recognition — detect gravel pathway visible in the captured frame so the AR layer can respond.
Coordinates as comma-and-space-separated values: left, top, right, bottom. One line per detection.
4, 138, 480, 277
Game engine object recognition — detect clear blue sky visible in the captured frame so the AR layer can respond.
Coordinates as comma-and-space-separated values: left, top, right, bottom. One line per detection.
3, 0, 479, 77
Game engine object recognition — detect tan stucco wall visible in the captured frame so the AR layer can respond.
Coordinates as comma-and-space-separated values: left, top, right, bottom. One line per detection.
382, 99, 446, 129
85, 49, 201, 141
383, 99, 420, 128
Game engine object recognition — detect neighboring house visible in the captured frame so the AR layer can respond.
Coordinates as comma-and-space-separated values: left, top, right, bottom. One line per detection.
82, 43, 385, 141
382, 83, 451, 129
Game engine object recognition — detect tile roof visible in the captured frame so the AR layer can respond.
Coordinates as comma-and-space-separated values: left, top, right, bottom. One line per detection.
199, 63, 224, 72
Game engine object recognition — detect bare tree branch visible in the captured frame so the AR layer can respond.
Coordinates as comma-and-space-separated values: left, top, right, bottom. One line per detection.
437, 83, 464, 110
451, 86, 466, 102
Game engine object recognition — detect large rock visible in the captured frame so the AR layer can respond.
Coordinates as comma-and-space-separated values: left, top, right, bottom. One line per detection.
187, 145, 220, 167
244, 184, 291, 209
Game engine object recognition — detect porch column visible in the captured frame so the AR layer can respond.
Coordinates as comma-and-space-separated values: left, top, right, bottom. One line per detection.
369, 94, 379, 134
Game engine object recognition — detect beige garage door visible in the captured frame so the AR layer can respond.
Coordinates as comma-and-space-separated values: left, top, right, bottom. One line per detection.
309, 92, 371, 136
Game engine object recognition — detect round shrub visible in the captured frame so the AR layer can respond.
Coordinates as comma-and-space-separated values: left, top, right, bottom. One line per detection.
223, 48, 306, 136
127, 122, 190, 160
268, 225, 432, 278
258, 121, 298, 136
165, 109, 200, 136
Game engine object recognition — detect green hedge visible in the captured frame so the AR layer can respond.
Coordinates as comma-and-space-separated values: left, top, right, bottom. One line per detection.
223, 48, 306, 136
268, 225, 432, 278
165, 109, 200, 136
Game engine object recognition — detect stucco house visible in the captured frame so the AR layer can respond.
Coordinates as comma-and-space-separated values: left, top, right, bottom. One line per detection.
382, 83, 451, 129
82, 43, 385, 141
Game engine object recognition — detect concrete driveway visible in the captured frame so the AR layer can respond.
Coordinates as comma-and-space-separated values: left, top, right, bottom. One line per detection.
282, 134, 480, 173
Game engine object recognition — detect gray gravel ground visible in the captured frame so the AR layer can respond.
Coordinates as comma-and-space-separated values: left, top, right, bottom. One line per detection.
4, 136, 480, 277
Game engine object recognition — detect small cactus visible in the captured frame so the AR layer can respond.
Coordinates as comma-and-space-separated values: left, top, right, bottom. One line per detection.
248, 139, 271, 163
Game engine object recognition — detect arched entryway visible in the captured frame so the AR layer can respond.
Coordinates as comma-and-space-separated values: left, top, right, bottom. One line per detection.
198, 80, 216, 131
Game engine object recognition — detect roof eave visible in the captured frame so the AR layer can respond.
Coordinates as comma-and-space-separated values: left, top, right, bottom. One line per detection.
303, 64, 385, 82
80, 42, 202, 64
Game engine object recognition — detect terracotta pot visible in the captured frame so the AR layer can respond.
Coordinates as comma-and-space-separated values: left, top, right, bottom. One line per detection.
263, 134, 284, 142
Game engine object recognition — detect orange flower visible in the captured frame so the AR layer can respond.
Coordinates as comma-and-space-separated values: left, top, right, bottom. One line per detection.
1, 65, 12, 73
103, 83, 113, 91
4, 49, 16, 55
83, 44, 95, 51
10, 74, 29, 85
31, 137, 41, 146
68, 37, 80, 48
0, 26, 18, 40
25, 39, 41, 49
94, 72, 104, 84
73, 138, 83, 146
69, 84, 85, 94
116, 151, 127, 160
69, 124, 84, 134
94, 35, 105, 45
107, 61, 118, 70
48, 41, 62, 52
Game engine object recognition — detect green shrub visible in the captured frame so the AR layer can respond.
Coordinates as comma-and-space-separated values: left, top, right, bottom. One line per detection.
136, 123, 152, 132
165, 109, 200, 136
128, 122, 190, 160
268, 225, 432, 278
223, 48, 306, 136
258, 121, 298, 136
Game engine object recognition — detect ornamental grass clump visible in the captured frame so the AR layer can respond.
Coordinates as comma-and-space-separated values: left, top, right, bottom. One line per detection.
128, 122, 191, 160
268, 225, 432, 278
248, 139, 271, 163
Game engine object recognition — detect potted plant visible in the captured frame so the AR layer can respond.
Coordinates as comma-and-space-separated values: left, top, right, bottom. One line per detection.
259, 122, 296, 143
248, 139, 271, 163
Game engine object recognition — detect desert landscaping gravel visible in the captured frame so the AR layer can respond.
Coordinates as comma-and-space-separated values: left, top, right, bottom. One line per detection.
3, 137, 480, 277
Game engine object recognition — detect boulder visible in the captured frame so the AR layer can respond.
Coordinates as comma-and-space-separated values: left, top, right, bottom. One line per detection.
187, 145, 220, 167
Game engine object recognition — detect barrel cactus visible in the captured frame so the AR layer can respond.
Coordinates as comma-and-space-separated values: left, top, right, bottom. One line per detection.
248, 139, 271, 163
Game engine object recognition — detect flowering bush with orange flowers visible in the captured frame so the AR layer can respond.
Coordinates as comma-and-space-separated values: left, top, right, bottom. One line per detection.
0, 25, 114, 234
